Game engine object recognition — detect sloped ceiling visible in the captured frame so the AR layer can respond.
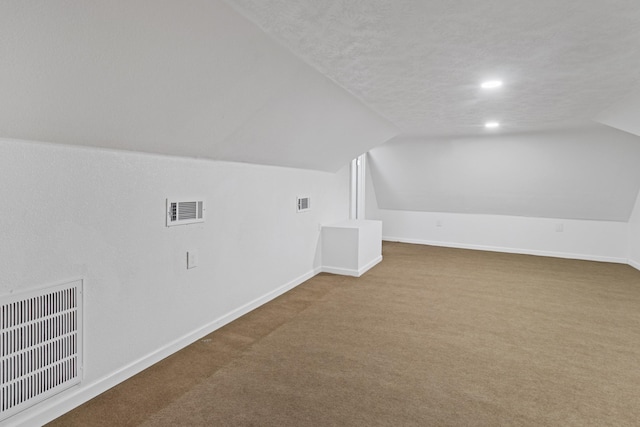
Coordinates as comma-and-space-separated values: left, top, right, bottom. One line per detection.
226, 0, 640, 137
226, 0, 640, 221
369, 126, 640, 221
0, 1, 398, 172
3, 1, 640, 220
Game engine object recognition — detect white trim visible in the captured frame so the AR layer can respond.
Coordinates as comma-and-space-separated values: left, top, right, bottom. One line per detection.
349, 158, 358, 219
349, 154, 367, 220
322, 266, 360, 277
383, 236, 628, 264
356, 155, 366, 220
322, 255, 383, 277
10, 267, 322, 427
0, 275, 85, 299
629, 259, 640, 271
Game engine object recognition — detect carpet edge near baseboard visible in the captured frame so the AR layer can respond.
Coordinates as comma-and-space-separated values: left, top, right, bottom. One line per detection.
13, 266, 323, 427
382, 236, 628, 265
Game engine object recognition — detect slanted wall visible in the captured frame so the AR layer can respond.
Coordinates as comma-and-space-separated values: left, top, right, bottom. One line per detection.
0, 0, 398, 172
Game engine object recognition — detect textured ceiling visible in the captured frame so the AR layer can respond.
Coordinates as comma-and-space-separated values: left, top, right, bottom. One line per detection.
226, 0, 640, 137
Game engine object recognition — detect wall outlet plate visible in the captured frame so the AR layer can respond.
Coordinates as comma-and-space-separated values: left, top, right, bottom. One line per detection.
187, 251, 198, 269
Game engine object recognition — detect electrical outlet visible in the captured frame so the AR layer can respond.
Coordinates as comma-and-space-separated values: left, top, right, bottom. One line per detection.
555, 223, 564, 233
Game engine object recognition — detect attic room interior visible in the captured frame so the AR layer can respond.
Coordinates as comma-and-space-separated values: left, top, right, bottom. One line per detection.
2, 0, 640, 425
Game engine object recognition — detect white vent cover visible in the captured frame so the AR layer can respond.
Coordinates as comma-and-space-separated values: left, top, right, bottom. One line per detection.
297, 196, 311, 213
167, 199, 205, 227
1, 280, 83, 422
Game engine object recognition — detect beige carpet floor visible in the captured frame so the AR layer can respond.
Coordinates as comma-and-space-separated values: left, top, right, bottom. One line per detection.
49, 242, 640, 426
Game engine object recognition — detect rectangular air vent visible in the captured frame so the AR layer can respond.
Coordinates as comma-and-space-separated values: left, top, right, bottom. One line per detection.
297, 196, 311, 213
1, 280, 83, 422
167, 199, 205, 227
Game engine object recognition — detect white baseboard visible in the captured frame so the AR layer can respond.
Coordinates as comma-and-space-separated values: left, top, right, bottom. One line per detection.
629, 259, 640, 272
12, 267, 322, 427
357, 255, 383, 276
383, 236, 628, 264
322, 255, 383, 277
322, 266, 359, 276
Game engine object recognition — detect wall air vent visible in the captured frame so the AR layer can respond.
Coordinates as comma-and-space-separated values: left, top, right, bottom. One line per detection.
167, 199, 205, 227
297, 196, 311, 213
1, 280, 83, 422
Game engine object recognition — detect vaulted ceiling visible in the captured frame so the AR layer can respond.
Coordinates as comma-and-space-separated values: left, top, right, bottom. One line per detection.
224, 0, 640, 221
3, 1, 640, 164
226, 0, 640, 137
0, 1, 397, 172
3, 1, 640, 221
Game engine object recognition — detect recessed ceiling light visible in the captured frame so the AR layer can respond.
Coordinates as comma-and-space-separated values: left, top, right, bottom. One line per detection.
481, 80, 503, 89
485, 121, 500, 129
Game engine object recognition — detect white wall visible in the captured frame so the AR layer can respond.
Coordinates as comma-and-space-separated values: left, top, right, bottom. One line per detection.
597, 89, 640, 138
365, 153, 628, 263
368, 126, 640, 221
628, 191, 640, 269
371, 210, 628, 263
0, 138, 349, 425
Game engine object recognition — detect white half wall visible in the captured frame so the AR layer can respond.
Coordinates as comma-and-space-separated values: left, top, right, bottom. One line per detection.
372, 209, 628, 263
0, 138, 349, 425
321, 220, 383, 277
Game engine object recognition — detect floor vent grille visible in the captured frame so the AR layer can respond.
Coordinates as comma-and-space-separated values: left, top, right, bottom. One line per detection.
1, 280, 82, 422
